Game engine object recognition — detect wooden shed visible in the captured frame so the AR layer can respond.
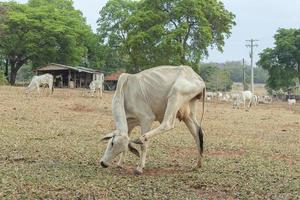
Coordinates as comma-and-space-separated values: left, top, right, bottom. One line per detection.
104, 70, 124, 90
36, 63, 102, 88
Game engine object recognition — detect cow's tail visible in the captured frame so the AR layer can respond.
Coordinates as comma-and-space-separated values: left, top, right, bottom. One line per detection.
200, 87, 206, 125
112, 73, 129, 134
51, 85, 54, 94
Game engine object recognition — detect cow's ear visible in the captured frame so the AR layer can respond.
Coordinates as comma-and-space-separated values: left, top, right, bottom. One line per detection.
101, 132, 114, 141
128, 143, 140, 158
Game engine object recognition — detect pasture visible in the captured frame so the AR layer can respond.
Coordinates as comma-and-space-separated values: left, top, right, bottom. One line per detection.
0, 86, 299, 199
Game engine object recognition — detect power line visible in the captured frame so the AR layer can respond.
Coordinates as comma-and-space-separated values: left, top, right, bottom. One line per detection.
246, 39, 259, 94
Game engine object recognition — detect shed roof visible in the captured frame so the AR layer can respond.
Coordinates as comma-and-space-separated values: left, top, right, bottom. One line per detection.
37, 63, 102, 74
104, 71, 124, 81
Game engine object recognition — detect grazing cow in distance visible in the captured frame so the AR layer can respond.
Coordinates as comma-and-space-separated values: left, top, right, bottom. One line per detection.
232, 91, 253, 109
100, 65, 206, 175
221, 93, 230, 102
287, 98, 296, 106
217, 92, 223, 101
252, 95, 258, 106
89, 74, 105, 98
26, 73, 54, 94
206, 91, 214, 100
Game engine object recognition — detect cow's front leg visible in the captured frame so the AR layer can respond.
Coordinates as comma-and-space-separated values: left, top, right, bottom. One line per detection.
134, 141, 149, 175
117, 151, 126, 168
134, 120, 175, 145
133, 120, 152, 175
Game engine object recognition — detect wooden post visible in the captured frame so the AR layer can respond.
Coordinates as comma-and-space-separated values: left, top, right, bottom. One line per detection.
68, 69, 71, 87
74, 72, 77, 88
85, 73, 88, 88
79, 73, 82, 88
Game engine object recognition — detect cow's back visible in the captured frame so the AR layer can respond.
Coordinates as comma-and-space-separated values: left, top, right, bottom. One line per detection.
123, 65, 203, 122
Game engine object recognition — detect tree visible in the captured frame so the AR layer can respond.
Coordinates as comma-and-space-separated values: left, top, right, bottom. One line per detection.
0, 0, 94, 85
97, 0, 136, 72
97, 0, 235, 73
257, 28, 300, 91
200, 64, 233, 91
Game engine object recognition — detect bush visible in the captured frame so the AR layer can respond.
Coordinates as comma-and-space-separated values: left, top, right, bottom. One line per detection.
0, 70, 7, 85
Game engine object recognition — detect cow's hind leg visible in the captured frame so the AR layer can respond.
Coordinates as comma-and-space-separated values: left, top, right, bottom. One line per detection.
134, 85, 203, 144
184, 116, 204, 168
183, 101, 204, 168
135, 94, 190, 144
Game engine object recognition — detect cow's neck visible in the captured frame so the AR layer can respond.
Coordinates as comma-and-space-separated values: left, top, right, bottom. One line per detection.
112, 96, 128, 134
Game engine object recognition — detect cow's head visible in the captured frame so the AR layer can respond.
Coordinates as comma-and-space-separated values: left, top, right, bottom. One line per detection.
100, 130, 139, 168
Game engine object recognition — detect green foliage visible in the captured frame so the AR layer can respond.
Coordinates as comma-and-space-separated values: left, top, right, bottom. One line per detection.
0, 0, 95, 84
0, 70, 7, 85
97, 0, 135, 73
257, 28, 300, 91
97, 0, 235, 72
200, 64, 233, 91
200, 61, 268, 91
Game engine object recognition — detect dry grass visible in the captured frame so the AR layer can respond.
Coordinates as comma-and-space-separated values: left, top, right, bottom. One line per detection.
0, 86, 299, 199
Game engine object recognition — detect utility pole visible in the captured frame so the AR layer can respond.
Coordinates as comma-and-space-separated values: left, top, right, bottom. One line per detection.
246, 39, 258, 93
242, 58, 246, 91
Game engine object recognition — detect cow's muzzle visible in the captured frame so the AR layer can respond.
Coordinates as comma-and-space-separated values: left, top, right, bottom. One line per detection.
100, 161, 109, 168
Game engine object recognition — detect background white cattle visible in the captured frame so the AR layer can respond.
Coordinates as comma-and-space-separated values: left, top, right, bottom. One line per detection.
232, 90, 253, 109
221, 93, 230, 102
252, 94, 258, 106
287, 98, 296, 106
26, 73, 54, 94
206, 91, 214, 100
89, 73, 104, 98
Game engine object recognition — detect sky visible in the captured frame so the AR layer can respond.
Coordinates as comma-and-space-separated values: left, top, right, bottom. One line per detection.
4, 0, 300, 65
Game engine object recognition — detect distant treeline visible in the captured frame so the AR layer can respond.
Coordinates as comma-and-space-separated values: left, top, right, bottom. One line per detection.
200, 61, 268, 91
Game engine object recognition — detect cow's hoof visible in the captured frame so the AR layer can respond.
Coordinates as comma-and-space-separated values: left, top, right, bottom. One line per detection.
133, 169, 143, 176
132, 138, 144, 145
100, 161, 109, 168
196, 160, 202, 168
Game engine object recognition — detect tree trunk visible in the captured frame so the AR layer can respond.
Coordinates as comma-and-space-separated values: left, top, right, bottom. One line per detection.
297, 62, 300, 85
8, 58, 27, 85
9, 64, 17, 85
180, 54, 186, 64
130, 55, 140, 73
134, 65, 140, 73
4, 59, 9, 81
9, 61, 23, 85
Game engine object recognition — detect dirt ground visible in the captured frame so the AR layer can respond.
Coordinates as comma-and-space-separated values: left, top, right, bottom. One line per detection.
0, 86, 299, 199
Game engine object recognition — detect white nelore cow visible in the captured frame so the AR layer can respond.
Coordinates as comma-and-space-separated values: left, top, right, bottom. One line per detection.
206, 91, 214, 100
26, 73, 54, 94
252, 95, 258, 106
217, 92, 223, 100
221, 93, 230, 102
89, 74, 105, 98
287, 99, 296, 106
100, 65, 206, 175
233, 90, 253, 109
